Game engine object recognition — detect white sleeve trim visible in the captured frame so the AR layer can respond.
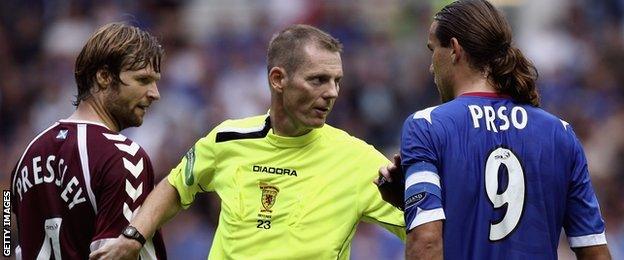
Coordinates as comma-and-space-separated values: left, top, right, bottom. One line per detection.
405, 171, 440, 191
408, 207, 446, 231
568, 232, 607, 248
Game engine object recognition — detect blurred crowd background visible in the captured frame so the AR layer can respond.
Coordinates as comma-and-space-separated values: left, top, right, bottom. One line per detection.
1, 0, 623, 259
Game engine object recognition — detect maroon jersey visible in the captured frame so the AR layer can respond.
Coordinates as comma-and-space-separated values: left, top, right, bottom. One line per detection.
10, 120, 166, 259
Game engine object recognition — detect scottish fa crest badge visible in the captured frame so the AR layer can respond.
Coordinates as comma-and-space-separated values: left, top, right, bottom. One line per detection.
56, 129, 68, 139
259, 183, 279, 213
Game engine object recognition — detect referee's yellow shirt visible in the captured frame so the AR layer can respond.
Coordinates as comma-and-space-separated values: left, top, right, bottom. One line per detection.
168, 115, 405, 259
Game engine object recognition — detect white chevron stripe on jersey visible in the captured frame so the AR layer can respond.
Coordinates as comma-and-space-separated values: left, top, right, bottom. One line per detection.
125, 180, 143, 202
102, 133, 127, 142
115, 142, 140, 156
140, 239, 158, 260
123, 203, 132, 222
123, 157, 144, 178
123, 203, 141, 222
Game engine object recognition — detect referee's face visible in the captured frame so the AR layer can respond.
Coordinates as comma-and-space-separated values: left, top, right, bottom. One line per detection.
282, 44, 343, 133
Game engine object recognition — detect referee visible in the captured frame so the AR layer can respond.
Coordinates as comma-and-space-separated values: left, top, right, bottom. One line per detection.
91, 24, 405, 260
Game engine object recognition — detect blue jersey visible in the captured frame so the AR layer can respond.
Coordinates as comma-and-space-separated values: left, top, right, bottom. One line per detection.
401, 92, 606, 259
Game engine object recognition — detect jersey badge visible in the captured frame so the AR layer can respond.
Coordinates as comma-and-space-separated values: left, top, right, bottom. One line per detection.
184, 146, 196, 186
405, 192, 427, 210
259, 183, 279, 213
56, 129, 68, 139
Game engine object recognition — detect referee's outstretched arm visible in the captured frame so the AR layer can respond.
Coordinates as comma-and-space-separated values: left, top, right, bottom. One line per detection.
90, 179, 182, 260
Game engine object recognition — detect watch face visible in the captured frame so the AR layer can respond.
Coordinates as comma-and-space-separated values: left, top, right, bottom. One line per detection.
122, 226, 145, 245
124, 228, 134, 236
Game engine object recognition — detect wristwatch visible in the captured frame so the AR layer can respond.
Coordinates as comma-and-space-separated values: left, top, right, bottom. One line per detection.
122, 225, 146, 245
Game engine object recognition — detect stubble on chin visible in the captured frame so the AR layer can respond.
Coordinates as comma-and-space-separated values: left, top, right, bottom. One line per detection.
106, 98, 143, 131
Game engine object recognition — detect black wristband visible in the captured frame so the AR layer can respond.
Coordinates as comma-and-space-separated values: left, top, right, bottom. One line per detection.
122, 225, 146, 245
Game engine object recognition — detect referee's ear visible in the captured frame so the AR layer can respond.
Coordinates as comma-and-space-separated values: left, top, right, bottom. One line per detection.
269, 67, 287, 94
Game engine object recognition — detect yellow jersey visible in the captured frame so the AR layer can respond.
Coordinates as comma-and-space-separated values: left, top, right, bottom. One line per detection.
168, 115, 405, 259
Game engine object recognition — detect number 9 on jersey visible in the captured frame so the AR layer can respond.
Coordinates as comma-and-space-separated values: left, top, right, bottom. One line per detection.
485, 147, 525, 241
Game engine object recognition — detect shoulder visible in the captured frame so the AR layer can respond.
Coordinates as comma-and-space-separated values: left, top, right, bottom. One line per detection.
526, 106, 572, 130
517, 106, 577, 144
207, 114, 270, 144
402, 104, 449, 135
12, 122, 63, 175
320, 124, 381, 154
409, 105, 441, 124
86, 127, 152, 182
92, 131, 154, 193
400, 102, 473, 147
90, 127, 149, 159
500, 105, 580, 152
215, 115, 269, 130
319, 125, 390, 170
320, 124, 361, 143
20, 122, 64, 153
404, 100, 466, 126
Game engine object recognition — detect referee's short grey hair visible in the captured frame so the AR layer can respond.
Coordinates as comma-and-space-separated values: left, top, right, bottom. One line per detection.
267, 24, 342, 76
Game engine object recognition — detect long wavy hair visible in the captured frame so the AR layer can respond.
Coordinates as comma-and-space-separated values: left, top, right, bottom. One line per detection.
435, 0, 540, 106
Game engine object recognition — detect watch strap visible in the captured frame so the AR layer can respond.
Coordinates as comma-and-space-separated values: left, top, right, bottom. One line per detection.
122, 225, 146, 245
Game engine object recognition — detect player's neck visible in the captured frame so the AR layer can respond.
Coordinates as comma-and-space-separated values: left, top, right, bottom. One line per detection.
68, 99, 120, 132
453, 70, 497, 97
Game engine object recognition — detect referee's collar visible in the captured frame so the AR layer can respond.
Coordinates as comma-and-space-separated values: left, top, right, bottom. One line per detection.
267, 117, 322, 148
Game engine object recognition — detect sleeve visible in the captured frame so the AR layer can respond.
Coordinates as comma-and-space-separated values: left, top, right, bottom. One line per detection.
92, 149, 154, 243
91, 148, 165, 258
563, 129, 607, 248
400, 115, 445, 232
167, 130, 218, 209
359, 147, 407, 241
